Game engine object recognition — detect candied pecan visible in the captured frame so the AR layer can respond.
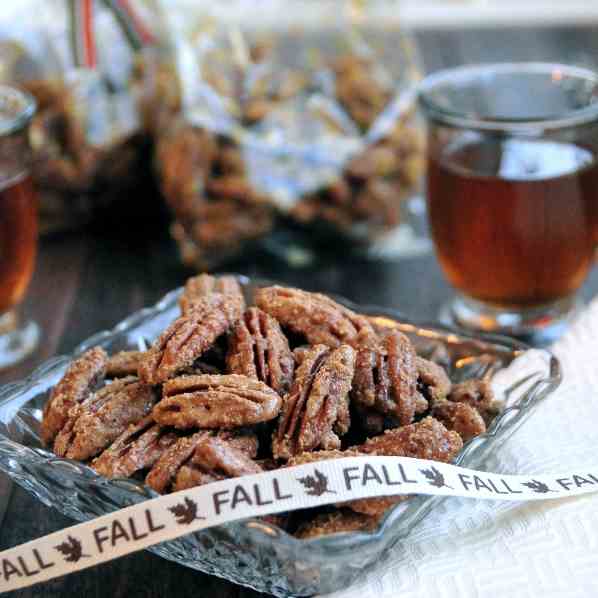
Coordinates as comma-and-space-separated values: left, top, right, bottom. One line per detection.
448, 379, 500, 426
106, 350, 145, 378
432, 401, 486, 442
356, 416, 463, 462
146, 431, 210, 492
173, 435, 262, 491
416, 357, 452, 404
179, 274, 245, 315
287, 449, 363, 467
344, 495, 408, 517
346, 146, 398, 181
155, 374, 282, 429
273, 345, 356, 459
138, 293, 243, 384
226, 307, 294, 395
255, 286, 377, 349
216, 429, 259, 459
352, 330, 418, 425
54, 377, 158, 461
295, 510, 379, 539
206, 176, 255, 201
92, 416, 178, 479
147, 432, 262, 493
41, 347, 107, 445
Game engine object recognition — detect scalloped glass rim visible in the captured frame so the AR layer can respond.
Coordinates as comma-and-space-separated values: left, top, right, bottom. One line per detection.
0, 276, 562, 596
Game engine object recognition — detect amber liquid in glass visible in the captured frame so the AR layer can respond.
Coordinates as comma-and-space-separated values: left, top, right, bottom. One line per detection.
427, 137, 598, 308
0, 174, 38, 314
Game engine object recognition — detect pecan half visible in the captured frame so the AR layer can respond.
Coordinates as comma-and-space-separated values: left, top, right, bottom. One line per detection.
41, 347, 107, 445
146, 431, 210, 492
173, 435, 262, 492
146, 431, 261, 493
179, 274, 245, 315
92, 416, 178, 479
54, 377, 158, 461
295, 510, 379, 539
273, 344, 356, 459
106, 350, 145, 378
226, 307, 294, 395
352, 330, 418, 425
448, 379, 500, 426
154, 374, 282, 429
431, 401, 486, 442
416, 357, 452, 404
255, 286, 377, 349
355, 416, 463, 462
138, 293, 244, 384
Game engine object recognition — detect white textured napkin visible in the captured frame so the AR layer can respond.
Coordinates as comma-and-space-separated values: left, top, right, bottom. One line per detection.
327, 300, 598, 598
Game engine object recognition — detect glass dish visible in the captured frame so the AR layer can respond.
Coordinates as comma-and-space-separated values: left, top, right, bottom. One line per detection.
0, 276, 561, 597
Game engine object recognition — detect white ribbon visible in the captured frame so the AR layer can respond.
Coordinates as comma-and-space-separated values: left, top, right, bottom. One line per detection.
2, 455, 598, 594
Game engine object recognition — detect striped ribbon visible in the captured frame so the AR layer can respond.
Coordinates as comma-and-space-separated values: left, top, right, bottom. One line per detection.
68, 0, 97, 68
68, 0, 156, 69
101, 0, 156, 50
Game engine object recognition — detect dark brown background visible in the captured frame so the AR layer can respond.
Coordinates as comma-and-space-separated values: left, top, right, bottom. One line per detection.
3, 26, 598, 598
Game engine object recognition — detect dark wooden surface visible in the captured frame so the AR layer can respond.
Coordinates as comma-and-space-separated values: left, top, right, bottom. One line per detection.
2, 26, 598, 598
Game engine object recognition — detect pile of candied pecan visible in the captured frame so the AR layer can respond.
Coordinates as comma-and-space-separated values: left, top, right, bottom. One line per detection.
41, 275, 498, 538
155, 53, 424, 269
22, 79, 145, 234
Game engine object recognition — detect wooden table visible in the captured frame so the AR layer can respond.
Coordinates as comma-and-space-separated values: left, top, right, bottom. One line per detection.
2, 26, 598, 598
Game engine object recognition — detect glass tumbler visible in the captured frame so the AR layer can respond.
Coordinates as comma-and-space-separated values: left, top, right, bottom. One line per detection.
419, 63, 598, 345
0, 85, 39, 367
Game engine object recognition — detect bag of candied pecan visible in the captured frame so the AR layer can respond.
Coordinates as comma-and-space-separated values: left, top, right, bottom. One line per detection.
148, 0, 428, 270
0, 0, 159, 234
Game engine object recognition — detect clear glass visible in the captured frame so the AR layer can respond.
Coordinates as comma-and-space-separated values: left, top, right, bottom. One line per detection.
419, 63, 598, 345
148, 0, 430, 270
0, 276, 560, 596
0, 85, 39, 367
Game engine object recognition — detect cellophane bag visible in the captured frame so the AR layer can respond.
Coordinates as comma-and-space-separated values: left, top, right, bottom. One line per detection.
148, 0, 429, 270
0, 0, 156, 234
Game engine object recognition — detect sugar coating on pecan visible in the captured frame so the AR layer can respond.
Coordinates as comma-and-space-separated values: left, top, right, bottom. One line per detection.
146, 431, 210, 493
432, 401, 486, 442
287, 449, 364, 467
41, 347, 108, 445
155, 374, 282, 429
344, 495, 408, 517
416, 357, 452, 404
106, 350, 145, 378
356, 416, 463, 462
295, 510, 379, 539
255, 286, 377, 349
273, 345, 356, 460
179, 274, 245, 315
173, 435, 263, 492
352, 330, 418, 425
92, 416, 178, 479
54, 377, 158, 461
448, 379, 500, 426
138, 293, 244, 384
227, 307, 294, 395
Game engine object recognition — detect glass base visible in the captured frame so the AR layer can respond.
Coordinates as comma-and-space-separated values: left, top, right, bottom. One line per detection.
440, 294, 582, 346
0, 311, 40, 369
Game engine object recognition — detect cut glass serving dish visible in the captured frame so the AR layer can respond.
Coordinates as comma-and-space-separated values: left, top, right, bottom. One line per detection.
0, 277, 561, 596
